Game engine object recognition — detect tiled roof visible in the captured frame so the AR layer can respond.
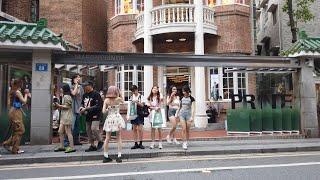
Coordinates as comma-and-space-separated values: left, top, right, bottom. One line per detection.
283, 31, 320, 57
0, 19, 67, 49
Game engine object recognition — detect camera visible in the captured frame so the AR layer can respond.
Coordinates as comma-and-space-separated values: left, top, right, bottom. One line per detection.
53, 97, 59, 104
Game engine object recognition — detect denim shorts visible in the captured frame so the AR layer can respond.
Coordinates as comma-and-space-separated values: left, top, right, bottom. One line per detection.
131, 116, 144, 125
179, 111, 192, 121
168, 108, 177, 117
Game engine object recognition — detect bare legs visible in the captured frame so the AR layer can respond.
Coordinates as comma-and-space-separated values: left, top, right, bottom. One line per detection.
168, 116, 178, 139
150, 128, 162, 149
181, 120, 191, 149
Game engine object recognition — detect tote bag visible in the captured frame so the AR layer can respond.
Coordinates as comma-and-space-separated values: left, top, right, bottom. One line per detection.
151, 109, 166, 128
127, 101, 137, 121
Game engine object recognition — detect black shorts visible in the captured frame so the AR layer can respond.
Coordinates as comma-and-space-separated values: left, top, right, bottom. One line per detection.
131, 116, 144, 125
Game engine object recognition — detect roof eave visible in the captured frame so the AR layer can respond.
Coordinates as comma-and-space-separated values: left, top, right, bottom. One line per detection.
0, 40, 66, 51
288, 50, 320, 58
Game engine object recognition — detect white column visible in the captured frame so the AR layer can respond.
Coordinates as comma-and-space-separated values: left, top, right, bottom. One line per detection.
31, 50, 52, 145
157, 66, 165, 96
295, 58, 319, 137
194, 0, 208, 128
143, 0, 153, 96
217, 0, 222, 5
133, 0, 137, 13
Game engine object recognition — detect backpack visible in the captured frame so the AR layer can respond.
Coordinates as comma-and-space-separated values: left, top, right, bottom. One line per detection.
137, 95, 150, 117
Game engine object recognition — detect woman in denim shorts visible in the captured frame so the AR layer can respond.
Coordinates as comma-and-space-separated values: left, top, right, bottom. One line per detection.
177, 85, 195, 150
166, 86, 180, 145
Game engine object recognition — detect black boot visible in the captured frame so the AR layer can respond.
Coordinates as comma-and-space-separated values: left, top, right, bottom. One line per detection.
131, 142, 139, 149
139, 141, 145, 149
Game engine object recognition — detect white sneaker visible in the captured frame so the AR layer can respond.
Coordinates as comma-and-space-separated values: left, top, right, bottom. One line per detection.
166, 135, 172, 144
173, 138, 180, 145
159, 142, 163, 149
150, 142, 155, 149
182, 142, 188, 150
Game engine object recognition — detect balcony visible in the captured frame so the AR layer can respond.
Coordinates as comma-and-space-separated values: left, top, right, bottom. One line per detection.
135, 4, 217, 40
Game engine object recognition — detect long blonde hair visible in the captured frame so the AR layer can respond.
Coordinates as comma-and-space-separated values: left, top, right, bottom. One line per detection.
106, 86, 120, 98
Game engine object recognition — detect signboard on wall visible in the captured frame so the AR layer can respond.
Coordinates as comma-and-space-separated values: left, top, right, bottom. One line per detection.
35, 63, 48, 72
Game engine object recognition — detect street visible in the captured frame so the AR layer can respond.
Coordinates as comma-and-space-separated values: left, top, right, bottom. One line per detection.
1, 151, 320, 180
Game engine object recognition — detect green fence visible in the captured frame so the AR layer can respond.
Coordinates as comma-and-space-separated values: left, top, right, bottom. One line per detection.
227, 107, 300, 133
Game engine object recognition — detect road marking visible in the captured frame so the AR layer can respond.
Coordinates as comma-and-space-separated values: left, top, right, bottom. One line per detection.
5, 161, 320, 180
1, 151, 320, 171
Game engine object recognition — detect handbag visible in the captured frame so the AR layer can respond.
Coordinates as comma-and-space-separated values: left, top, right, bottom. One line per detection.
137, 95, 150, 117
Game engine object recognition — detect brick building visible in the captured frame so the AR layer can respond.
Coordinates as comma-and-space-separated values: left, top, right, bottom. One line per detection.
39, 0, 107, 52
39, 0, 108, 90
0, 0, 38, 22
106, 0, 255, 126
256, 0, 320, 56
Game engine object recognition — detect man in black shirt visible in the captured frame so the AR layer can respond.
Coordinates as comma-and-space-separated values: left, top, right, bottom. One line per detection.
80, 81, 104, 152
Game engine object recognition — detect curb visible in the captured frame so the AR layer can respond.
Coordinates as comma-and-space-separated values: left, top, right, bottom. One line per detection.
119, 134, 305, 143
1, 145, 320, 166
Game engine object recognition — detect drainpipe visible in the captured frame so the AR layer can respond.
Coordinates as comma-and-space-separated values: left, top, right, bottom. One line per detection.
251, 0, 257, 55
278, 0, 283, 51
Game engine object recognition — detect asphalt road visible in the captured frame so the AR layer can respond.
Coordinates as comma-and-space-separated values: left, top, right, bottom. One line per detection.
1, 151, 320, 180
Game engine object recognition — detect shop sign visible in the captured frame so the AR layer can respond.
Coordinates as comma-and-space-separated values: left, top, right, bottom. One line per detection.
231, 93, 292, 109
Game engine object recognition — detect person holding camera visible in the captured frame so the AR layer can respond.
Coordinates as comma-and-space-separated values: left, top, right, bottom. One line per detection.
54, 84, 76, 153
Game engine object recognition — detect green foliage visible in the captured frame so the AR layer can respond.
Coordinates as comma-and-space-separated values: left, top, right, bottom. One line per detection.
283, 0, 315, 26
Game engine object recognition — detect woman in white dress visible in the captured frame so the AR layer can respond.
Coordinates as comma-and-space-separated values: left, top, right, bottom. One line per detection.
102, 86, 125, 163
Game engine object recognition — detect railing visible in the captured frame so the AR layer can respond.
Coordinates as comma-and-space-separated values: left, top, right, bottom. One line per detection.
135, 4, 217, 39
136, 13, 144, 32
151, 4, 195, 27
203, 6, 215, 26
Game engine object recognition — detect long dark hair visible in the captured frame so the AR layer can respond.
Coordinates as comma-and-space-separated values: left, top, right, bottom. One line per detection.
168, 85, 176, 95
62, 84, 71, 95
9, 79, 23, 103
182, 85, 191, 95
148, 86, 160, 103
71, 74, 80, 85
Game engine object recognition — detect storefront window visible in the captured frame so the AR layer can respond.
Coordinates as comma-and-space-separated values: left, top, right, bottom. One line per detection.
208, 67, 247, 101
116, 65, 144, 101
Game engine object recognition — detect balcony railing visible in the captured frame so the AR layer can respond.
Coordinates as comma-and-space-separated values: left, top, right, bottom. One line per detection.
151, 4, 195, 26
135, 4, 217, 40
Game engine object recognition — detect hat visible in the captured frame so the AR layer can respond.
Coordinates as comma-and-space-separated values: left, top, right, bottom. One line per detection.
82, 81, 94, 87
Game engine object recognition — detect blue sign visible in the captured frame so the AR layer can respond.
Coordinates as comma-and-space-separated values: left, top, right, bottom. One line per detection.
35, 63, 48, 72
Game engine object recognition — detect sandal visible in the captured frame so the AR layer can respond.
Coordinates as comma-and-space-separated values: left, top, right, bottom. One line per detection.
17, 150, 24, 154
54, 147, 65, 152
65, 147, 76, 153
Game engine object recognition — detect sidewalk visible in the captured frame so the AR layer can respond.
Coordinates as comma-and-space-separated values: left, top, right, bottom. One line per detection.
1, 137, 320, 166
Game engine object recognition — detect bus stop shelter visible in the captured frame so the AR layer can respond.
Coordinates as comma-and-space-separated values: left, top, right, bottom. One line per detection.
0, 21, 319, 144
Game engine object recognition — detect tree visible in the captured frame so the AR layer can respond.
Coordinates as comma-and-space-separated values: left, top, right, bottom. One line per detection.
283, 0, 315, 43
